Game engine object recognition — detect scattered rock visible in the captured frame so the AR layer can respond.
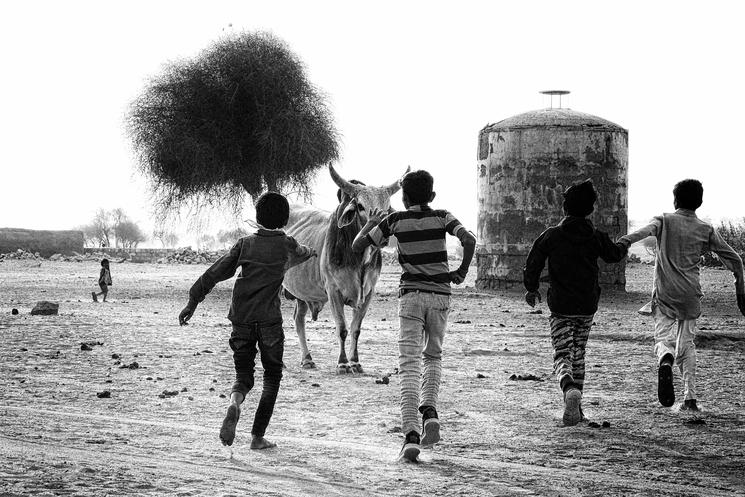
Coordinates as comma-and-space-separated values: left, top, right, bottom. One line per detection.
588, 421, 600, 428
80, 343, 93, 351
375, 376, 390, 385
387, 426, 402, 433
508, 373, 543, 382
602, 421, 611, 428
181, 387, 188, 392
31, 301, 59, 316
96, 390, 111, 398
11, 308, 19, 315
311, 383, 321, 387
476, 373, 488, 379
218, 394, 226, 398
119, 361, 140, 369
159, 390, 179, 398
201, 350, 213, 354
456, 319, 472, 324
111, 353, 120, 359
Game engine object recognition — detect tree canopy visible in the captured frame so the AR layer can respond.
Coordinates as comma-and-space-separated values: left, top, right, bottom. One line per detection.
126, 31, 340, 216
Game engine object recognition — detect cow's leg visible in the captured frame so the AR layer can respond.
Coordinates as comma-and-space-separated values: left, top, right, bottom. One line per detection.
328, 291, 351, 374
348, 290, 375, 374
294, 300, 315, 369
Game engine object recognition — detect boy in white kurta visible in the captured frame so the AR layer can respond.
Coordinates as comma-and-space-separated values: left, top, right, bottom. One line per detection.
619, 179, 745, 410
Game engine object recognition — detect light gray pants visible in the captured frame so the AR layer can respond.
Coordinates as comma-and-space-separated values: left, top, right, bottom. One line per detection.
398, 291, 450, 436
653, 307, 697, 401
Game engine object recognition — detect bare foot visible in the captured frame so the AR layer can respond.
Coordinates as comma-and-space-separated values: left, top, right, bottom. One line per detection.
219, 403, 240, 446
250, 436, 277, 450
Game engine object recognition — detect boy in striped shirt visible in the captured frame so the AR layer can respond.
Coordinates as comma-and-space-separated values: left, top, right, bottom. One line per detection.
352, 169, 476, 462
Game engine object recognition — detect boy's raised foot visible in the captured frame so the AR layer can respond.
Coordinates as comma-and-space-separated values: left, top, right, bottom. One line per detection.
250, 435, 277, 450
91, 292, 98, 302
420, 407, 440, 448
398, 431, 420, 462
219, 403, 240, 446
657, 359, 675, 407
563, 388, 582, 426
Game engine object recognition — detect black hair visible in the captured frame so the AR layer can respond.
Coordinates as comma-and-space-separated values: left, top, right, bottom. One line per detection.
255, 191, 290, 229
401, 170, 434, 205
673, 179, 703, 210
563, 179, 597, 217
101, 259, 109, 266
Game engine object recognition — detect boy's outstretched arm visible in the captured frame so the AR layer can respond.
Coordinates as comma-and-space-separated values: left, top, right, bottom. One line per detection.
599, 232, 629, 263
179, 242, 241, 325
286, 238, 317, 269
352, 208, 387, 254
523, 233, 548, 307
618, 217, 662, 247
709, 229, 745, 316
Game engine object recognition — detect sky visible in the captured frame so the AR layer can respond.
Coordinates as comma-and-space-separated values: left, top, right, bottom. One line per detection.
1, 1, 744, 247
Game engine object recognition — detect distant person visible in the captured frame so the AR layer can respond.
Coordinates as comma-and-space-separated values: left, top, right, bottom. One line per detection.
352, 169, 476, 462
178, 192, 316, 449
618, 179, 745, 411
91, 258, 112, 302
523, 180, 627, 426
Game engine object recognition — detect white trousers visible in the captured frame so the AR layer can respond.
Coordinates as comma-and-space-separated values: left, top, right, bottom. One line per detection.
653, 308, 697, 401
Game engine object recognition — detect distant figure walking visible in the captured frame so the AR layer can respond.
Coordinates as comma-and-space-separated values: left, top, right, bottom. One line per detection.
178, 192, 315, 449
618, 179, 745, 411
352, 169, 476, 462
92, 258, 112, 302
523, 180, 627, 426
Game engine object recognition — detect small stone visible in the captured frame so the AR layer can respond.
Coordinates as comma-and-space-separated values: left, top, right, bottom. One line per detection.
387, 426, 402, 433
375, 376, 390, 385
209, 387, 215, 391
188, 396, 194, 401
476, 373, 487, 379
80, 343, 93, 351
181, 387, 188, 392
11, 308, 19, 315
111, 353, 120, 359
96, 390, 111, 398
588, 421, 600, 428
218, 394, 226, 398
602, 421, 611, 428
201, 350, 213, 354
311, 383, 321, 387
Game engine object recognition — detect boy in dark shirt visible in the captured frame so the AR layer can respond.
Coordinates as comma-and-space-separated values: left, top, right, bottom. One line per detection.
352, 169, 476, 462
523, 180, 627, 426
179, 192, 315, 449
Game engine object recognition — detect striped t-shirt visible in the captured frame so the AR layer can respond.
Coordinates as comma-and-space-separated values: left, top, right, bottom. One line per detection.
367, 205, 467, 294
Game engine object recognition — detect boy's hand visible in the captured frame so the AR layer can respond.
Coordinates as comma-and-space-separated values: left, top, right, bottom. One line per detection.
525, 290, 541, 307
449, 267, 467, 284
179, 306, 195, 326
367, 208, 386, 225
737, 293, 745, 317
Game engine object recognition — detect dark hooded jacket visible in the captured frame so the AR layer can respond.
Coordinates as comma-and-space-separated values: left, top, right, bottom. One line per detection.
523, 216, 627, 315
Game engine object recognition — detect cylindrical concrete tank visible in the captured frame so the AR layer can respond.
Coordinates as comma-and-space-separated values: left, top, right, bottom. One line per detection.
476, 106, 628, 290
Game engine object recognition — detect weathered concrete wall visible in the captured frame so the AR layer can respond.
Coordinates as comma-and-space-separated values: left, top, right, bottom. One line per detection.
476, 126, 628, 289
0, 228, 84, 258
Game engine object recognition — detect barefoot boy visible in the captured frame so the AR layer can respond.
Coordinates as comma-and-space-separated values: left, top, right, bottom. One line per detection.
179, 192, 315, 448
618, 179, 745, 411
92, 258, 112, 302
352, 169, 476, 462
523, 180, 627, 426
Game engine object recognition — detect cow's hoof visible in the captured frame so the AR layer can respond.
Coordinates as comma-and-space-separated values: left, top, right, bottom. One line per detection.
336, 364, 352, 374
350, 363, 364, 374
301, 359, 316, 369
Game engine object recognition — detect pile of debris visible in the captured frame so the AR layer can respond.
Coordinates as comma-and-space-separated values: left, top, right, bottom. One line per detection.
160, 248, 224, 265
0, 249, 43, 261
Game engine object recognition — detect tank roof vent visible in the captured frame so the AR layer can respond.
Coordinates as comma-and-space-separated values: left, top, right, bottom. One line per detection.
540, 90, 570, 109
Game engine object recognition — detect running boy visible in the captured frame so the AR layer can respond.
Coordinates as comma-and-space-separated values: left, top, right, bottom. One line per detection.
92, 258, 112, 302
352, 169, 476, 462
178, 192, 315, 448
523, 180, 627, 426
618, 179, 745, 411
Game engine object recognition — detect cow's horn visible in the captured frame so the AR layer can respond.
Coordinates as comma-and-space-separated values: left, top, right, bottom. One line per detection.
329, 164, 358, 196
385, 165, 412, 195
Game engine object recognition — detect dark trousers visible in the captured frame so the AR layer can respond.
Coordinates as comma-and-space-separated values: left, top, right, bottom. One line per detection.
229, 322, 284, 437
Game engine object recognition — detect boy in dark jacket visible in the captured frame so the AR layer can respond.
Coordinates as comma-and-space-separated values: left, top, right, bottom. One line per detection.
178, 192, 315, 449
523, 180, 627, 426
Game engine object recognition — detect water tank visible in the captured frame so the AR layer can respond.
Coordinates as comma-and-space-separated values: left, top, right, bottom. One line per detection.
476, 98, 628, 290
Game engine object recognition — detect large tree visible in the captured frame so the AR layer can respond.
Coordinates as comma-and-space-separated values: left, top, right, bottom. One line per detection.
126, 31, 339, 216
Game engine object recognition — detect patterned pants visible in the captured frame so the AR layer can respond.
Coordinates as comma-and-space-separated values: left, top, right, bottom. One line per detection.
549, 314, 594, 391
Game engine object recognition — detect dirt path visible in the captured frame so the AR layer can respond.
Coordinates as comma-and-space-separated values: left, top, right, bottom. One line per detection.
1, 260, 745, 496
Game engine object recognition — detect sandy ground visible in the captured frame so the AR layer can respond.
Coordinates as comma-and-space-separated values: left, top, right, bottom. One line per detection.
1, 259, 745, 496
